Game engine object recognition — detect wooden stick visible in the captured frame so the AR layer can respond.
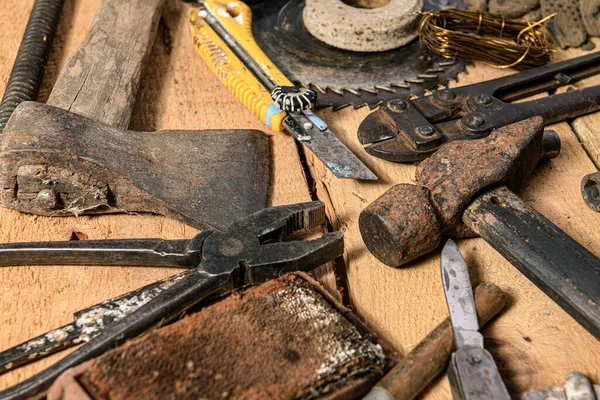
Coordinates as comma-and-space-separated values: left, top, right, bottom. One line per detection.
365, 282, 507, 400
47, 0, 165, 129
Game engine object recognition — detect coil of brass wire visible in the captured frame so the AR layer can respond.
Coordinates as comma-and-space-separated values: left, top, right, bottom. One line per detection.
419, 9, 555, 69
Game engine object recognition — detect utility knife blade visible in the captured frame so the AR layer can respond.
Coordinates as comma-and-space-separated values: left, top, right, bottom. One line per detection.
190, 0, 377, 180
441, 239, 511, 400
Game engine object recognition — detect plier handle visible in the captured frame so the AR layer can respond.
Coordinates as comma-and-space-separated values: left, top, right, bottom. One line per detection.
0, 201, 343, 400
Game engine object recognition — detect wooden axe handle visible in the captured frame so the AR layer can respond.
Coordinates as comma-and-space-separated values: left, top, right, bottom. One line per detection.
366, 282, 507, 400
47, 0, 165, 128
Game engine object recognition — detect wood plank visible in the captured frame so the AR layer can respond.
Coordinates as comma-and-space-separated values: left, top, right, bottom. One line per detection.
0, 0, 598, 396
308, 50, 600, 397
554, 40, 600, 169
0, 0, 316, 391
47, 0, 165, 128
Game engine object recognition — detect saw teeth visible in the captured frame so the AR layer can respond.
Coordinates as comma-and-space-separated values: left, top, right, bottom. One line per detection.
311, 84, 326, 94
391, 83, 410, 89
374, 86, 395, 93
417, 74, 438, 79
360, 88, 379, 95
369, 101, 383, 110
406, 78, 425, 84
437, 60, 457, 66
344, 88, 360, 95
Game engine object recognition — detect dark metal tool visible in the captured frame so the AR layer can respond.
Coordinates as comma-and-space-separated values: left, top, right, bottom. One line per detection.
358, 51, 600, 162
359, 117, 600, 340
246, 0, 469, 111
0, 0, 64, 131
0, 0, 270, 230
190, 1, 377, 180
0, 201, 343, 400
441, 240, 510, 400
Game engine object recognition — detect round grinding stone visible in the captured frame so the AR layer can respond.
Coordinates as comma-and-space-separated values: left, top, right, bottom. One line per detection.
302, 0, 423, 52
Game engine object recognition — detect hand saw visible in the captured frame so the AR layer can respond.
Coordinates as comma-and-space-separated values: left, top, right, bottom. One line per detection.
189, 0, 377, 180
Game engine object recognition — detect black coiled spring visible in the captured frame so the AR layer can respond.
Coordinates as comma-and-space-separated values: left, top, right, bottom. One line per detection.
0, 0, 64, 132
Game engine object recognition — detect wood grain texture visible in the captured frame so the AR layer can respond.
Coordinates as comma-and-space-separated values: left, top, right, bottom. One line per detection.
47, 0, 165, 128
0, 0, 319, 391
553, 44, 600, 170
307, 45, 600, 397
0, 1, 598, 397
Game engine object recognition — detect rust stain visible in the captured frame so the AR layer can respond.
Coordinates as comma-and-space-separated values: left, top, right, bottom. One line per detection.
78, 274, 389, 400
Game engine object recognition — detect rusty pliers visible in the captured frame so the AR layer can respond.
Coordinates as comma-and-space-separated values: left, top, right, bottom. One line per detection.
358, 51, 600, 162
0, 201, 343, 400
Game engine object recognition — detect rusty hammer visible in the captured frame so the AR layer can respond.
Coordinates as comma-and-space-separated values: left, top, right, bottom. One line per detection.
359, 116, 600, 340
0, 0, 270, 230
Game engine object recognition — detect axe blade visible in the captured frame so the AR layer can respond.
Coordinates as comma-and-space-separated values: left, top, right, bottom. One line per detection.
0, 101, 270, 230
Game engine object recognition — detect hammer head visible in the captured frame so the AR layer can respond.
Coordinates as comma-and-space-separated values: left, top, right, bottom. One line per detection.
360, 117, 556, 267
0, 102, 270, 230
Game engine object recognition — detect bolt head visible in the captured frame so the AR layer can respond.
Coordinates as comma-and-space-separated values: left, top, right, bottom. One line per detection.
475, 94, 492, 105
438, 89, 457, 101
219, 237, 244, 257
465, 114, 485, 128
36, 189, 58, 210
303, 122, 314, 130
418, 125, 435, 136
388, 99, 407, 111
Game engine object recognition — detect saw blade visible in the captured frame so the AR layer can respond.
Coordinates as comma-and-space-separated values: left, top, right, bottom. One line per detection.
249, 0, 470, 110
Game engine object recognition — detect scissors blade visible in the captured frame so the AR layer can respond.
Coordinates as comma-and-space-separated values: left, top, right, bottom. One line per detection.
441, 239, 483, 349
284, 113, 377, 180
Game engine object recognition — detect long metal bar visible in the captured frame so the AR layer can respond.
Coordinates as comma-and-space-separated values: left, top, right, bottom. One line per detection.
0, 239, 197, 267
0, 271, 188, 374
0, 0, 64, 131
463, 186, 600, 340
467, 51, 600, 102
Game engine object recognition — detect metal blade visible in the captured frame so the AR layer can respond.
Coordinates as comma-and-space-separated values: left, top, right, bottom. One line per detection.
441, 239, 483, 349
250, 0, 469, 110
284, 114, 377, 180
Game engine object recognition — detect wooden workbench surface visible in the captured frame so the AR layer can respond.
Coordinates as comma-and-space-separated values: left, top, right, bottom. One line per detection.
1, 0, 598, 397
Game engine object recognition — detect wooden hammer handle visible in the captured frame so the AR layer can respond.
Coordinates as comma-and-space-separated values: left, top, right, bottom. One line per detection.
366, 282, 507, 400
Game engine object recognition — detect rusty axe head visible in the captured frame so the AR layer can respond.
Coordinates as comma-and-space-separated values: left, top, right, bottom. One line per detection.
0, 102, 270, 230
359, 117, 561, 267
0, 0, 271, 230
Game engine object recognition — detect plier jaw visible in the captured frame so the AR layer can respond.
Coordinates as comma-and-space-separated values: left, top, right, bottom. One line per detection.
202, 201, 344, 286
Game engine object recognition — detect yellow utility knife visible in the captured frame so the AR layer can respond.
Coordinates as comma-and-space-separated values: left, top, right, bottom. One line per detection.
189, 0, 377, 180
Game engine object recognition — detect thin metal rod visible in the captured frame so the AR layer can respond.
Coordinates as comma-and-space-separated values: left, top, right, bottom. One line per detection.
0, 239, 196, 267
0, 0, 64, 131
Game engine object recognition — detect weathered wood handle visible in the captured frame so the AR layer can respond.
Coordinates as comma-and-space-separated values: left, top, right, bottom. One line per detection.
365, 282, 507, 400
47, 0, 165, 128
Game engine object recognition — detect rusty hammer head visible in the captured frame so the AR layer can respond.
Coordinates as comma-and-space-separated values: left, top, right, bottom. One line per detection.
359, 116, 560, 267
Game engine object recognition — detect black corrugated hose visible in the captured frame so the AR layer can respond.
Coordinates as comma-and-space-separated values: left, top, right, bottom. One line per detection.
0, 0, 64, 132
